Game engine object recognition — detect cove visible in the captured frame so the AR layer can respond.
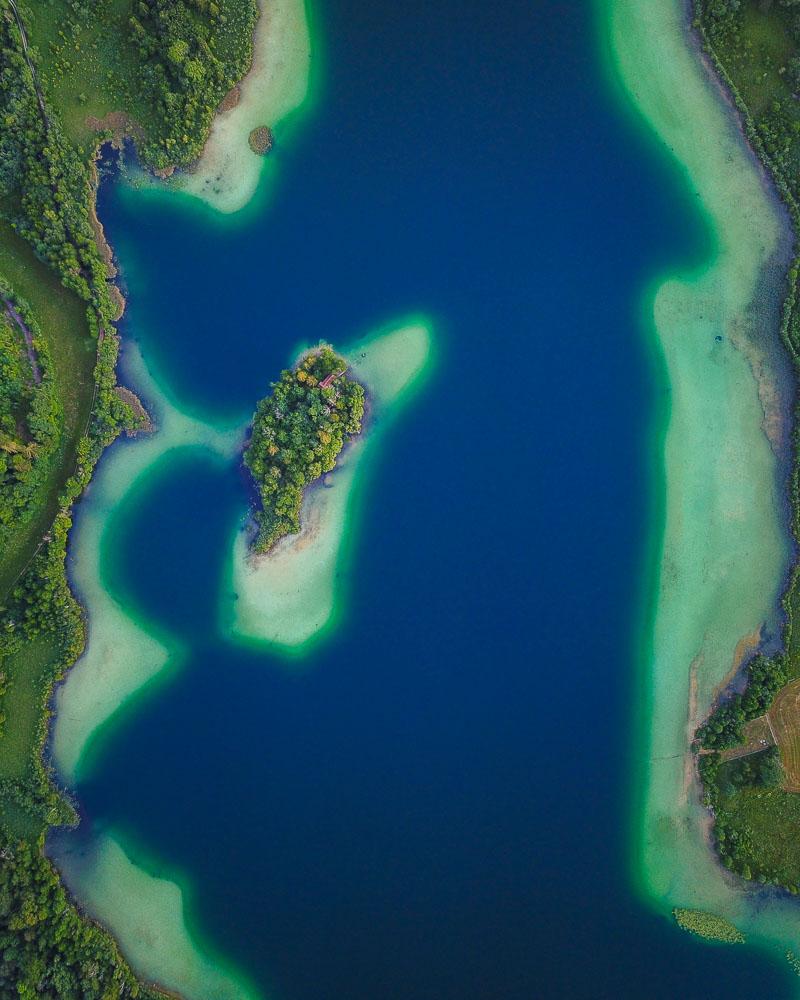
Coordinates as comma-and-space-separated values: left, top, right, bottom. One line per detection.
47, 0, 800, 997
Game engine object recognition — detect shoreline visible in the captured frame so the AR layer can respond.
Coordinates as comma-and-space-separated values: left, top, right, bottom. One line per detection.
0, 0, 300, 993
50, 340, 242, 785
47, 320, 435, 998
606, 0, 800, 971
48, 823, 261, 1000
168, 0, 312, 215
39, 3, 316, 984
48, 341, 253, 999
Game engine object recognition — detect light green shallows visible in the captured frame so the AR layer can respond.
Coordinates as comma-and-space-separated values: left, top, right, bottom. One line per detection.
49, 321, 432, 999
607, 0, 800, 965
51, 831, 261, 1000
225, 320, 435, 652
51, 345, 242, 786
49, 351, 254, 1000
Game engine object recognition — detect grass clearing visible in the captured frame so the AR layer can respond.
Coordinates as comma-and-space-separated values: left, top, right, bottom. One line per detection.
0, 637, 59, 784
0, 799, 44, 842
739, 5, 794, 114
0, 637, 60, 843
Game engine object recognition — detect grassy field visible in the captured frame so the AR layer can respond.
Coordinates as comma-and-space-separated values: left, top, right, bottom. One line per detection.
704, 1, 800, 176
0, 638, 59, 784
737, 5, 795, 114
720, 783, 800, 890
768, 679, 800, 789
0, 637, 61, 842
0, 224, 95, 602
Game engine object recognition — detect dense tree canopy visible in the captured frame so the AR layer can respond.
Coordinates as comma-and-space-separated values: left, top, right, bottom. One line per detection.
0, 837, 164, 999
245, 347, 365, 551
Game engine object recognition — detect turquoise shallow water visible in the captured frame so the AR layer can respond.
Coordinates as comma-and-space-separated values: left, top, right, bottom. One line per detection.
50, 0, 798, 996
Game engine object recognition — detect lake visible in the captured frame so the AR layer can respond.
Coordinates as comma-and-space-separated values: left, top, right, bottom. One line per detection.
51, 0, 796, 996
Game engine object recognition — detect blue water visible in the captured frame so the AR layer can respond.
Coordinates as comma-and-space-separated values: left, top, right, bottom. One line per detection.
60, 0, 795, 997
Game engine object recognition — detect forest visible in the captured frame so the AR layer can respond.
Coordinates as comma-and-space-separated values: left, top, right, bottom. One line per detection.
245, 347, 366, 551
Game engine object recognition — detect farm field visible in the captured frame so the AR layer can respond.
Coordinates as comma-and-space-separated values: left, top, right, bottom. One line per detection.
769, 679, 800, 790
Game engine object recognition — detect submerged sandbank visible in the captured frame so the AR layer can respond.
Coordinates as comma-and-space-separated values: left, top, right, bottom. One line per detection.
49, 829, 259, 1000
176, 0, 311, 214
49, 321, 433, 995
607, 0, 800, 966
49, 345, 252, 998
225, 319, 435, 651
51, 344, 241, 784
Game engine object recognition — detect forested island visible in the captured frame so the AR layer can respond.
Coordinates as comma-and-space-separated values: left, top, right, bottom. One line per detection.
693, 0, 800, 897
0, 0, 257, 995
245, 346, 365, 552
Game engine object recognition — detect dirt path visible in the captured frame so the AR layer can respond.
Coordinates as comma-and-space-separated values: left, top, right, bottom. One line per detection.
3, 296, 42, 384
8, 0, 49, 126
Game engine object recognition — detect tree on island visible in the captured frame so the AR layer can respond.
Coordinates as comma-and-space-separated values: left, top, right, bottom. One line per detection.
244, 346, 365, 552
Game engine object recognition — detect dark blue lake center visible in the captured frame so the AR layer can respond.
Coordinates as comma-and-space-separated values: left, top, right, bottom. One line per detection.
63, 1, 794, 997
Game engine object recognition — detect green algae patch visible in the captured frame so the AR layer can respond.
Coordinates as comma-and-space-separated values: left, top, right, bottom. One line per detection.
605, 0, 800, 962
50, 830, 260, 1000
226, 319, 434, 652
51, 345, 242, 785
177, 0, 311, 214
673, 908, 746, 944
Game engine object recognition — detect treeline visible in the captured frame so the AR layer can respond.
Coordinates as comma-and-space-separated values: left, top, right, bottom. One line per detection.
245, 347, 365, 551
0, 10, 116, 313
696, 654, 788, 750
0, 324, 161, 994
126, 0, 257, 168
0, 837, 165, 999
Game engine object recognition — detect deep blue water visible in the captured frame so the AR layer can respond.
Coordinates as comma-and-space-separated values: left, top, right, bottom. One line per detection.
62, 0, 795, 997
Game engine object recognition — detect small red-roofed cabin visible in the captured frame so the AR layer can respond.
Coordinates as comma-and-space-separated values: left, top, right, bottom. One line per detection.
319, 368, 346, 389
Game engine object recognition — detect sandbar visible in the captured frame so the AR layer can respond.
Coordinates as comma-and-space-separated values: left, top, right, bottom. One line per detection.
225, 319, 435, 652
51, 344, 240, 784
